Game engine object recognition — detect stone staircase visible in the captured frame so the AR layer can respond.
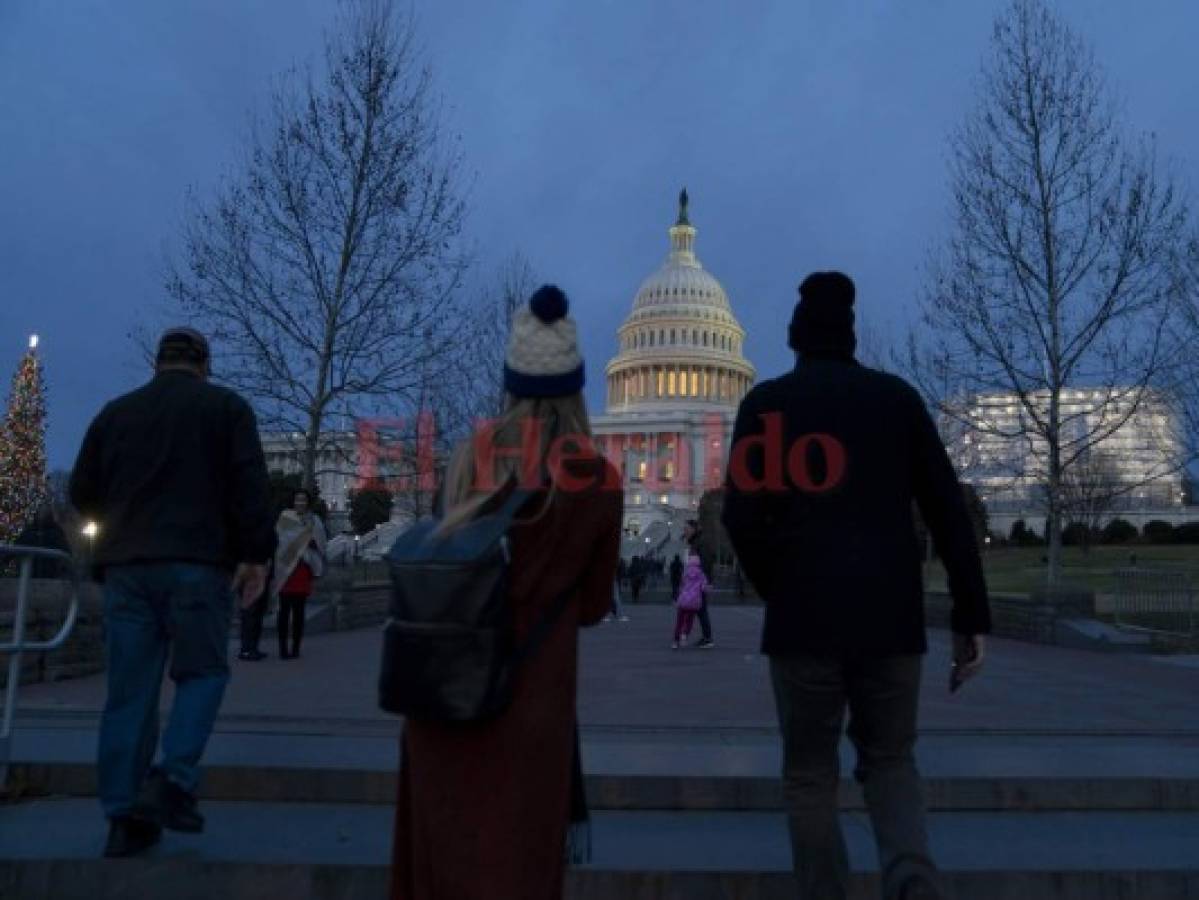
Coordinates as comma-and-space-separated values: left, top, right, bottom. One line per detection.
3, 726, 1199, 899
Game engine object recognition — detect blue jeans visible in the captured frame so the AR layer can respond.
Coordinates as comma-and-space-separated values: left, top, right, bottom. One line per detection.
771, 654, 940, 900
98, 563, 233, 818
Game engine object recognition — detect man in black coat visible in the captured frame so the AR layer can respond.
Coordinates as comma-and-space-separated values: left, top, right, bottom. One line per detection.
70, 327, 276, 859
721, 273, 990, 900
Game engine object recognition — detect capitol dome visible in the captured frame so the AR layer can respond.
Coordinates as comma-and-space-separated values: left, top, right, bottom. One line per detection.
604, 189, 755, 412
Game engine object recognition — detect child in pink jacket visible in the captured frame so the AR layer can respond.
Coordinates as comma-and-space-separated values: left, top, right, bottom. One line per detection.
673, 550, 709, 649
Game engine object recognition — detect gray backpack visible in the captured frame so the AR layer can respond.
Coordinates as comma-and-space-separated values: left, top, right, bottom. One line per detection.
378, 485, 577, 722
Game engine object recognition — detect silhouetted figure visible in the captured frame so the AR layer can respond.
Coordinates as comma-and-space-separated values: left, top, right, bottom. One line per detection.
69, 327, 275, 859
605, 576, 629, 622
238, 556, 273, 661
669, 554, 683, 599
390, 285, 621, 900
630, 555, 646, 603
722, 273, 991, 900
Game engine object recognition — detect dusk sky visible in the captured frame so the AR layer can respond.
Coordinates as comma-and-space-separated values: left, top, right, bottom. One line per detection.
1, 1, 1196, 468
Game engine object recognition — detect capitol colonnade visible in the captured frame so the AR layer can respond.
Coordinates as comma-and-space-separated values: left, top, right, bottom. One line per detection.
605, 366, 754, 406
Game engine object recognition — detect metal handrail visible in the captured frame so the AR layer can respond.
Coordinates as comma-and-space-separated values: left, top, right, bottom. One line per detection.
0, 544, 81, 785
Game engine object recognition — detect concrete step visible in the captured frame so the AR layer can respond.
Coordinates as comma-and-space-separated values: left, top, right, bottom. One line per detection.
1, 800, 1197, 899
9, 728, 1199, 811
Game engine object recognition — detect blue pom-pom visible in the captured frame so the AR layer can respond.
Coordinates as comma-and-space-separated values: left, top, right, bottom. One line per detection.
529, 285, 569, 323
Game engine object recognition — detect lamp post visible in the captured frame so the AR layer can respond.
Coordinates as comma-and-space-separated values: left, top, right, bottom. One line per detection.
81, 521, 99, 570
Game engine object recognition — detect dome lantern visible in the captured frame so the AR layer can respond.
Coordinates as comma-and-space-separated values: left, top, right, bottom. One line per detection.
668, 186, 697, 262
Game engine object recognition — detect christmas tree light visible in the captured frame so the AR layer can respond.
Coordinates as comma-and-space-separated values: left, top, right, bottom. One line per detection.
0, 336, 49, 543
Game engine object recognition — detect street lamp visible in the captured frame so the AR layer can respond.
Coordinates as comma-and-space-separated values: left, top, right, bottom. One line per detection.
81, 521, 99, 564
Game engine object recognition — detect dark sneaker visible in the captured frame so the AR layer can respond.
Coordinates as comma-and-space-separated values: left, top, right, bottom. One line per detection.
696, 639, 715, 649
103, 816, 161, 858
131, 769, 205, 833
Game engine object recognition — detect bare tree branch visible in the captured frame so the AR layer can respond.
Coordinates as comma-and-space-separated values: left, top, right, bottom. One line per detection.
164, 0, 470, 490
902, 0, 1194, 586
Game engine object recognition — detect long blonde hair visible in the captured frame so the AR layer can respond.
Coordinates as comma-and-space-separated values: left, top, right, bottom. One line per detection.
437, 393, 592, 534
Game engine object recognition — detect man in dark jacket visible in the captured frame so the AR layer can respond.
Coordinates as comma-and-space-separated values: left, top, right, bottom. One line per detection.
69, 327, 276, 858
721, 273, 990, 900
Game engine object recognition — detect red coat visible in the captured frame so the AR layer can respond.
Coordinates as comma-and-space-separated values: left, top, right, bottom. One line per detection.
390, 456, 622, 900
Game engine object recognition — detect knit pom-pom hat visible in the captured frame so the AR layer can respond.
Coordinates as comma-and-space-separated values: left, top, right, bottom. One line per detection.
503, 285, 586, 398
787, 271, 857, 358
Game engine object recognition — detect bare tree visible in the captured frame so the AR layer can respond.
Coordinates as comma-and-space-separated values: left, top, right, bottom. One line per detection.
904, 0, 1193, 586
855, 310, 891, 371
1058, 447, 1122, 552
371, 252, 536, 522
165, 0, 469, 491
462, 251, 538, 422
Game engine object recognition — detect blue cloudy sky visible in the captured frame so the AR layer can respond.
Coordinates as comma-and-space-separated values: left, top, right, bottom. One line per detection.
1, 0, 1196, 467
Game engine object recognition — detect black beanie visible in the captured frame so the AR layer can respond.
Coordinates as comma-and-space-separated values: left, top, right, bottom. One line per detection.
787, 271, 856, 357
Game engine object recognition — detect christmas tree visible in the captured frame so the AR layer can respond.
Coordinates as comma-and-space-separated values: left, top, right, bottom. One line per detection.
0, 336, 48, 543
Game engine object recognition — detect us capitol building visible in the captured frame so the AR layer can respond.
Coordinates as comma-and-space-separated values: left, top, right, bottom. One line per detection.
591, 189, 756, 560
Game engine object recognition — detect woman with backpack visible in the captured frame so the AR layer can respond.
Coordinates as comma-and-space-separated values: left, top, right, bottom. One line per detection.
389, 285, 622, 900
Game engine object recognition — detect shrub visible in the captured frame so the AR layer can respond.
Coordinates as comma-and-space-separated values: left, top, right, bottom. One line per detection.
349, 487, 394, 535
1142, 520, 1175, 544
1173, 522, 1199, 544
1100, 518, 1137, 544
1061, 521, 1097, 547
1009, 519, 1042, 546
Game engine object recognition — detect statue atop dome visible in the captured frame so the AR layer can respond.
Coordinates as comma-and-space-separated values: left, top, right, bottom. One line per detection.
677, 187, 690, 226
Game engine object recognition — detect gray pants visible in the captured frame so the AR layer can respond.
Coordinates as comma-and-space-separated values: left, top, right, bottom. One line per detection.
770, 654, 940, 900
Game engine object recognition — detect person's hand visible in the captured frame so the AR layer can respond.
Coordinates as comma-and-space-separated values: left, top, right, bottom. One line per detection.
950, 633, 985, 692
232, 563, 268, 609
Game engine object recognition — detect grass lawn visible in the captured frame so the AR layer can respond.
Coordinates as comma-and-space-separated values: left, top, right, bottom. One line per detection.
925, 544, 1199, 595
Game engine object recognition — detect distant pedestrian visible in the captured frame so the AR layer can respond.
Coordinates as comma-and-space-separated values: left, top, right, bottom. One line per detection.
69, 327, 275, 858
672, 546, 708, 649
630, 556, 646, 603
237, 556, 273, 661
722, 272, 991, 900
390, 285, 622, 900
683, 520, 715, 648
669, 554, 683, 599
271, 489, 326, 660
605, 577, 630, 622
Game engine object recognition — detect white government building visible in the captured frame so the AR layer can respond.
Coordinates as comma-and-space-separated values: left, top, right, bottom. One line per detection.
590, 189, 756, 561
946, 387, 1188, 534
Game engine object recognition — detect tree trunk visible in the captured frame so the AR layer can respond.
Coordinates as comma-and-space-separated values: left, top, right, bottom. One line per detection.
302, 414, 321, 493
1046, 430, 1063, 587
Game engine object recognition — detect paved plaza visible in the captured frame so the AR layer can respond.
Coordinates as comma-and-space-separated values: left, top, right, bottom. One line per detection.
13, 604, 1199, 734
4, 607, 1199, 899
